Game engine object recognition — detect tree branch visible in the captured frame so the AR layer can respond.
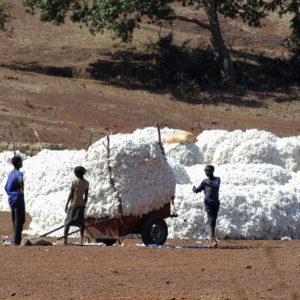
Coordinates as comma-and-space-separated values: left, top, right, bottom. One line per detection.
162, 15, 211, 31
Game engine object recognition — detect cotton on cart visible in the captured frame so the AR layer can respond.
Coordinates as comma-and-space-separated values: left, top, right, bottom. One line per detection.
83, 127, 177, 246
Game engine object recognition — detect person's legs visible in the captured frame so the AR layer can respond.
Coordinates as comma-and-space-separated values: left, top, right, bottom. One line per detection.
13, 203, 25, 245
78, 207, 85, 245
205, 204, 219, 247
64, 225, 70, 245
11, 204, 16, 242
80, 226, 85, 245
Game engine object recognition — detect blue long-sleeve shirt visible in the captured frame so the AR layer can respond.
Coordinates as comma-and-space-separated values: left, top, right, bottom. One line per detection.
4, 170, 24, 207
195, 176, 220, 206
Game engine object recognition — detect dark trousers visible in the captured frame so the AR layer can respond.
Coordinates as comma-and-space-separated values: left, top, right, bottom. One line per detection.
205, 204, 219, 229
11, 203, 25, 245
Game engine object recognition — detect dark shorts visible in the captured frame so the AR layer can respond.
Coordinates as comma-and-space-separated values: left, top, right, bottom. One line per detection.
205, 204, 219, 227
65, 206, 85, 228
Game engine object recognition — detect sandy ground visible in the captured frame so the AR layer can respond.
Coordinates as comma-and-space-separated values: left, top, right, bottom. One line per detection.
0, 212, 299, 300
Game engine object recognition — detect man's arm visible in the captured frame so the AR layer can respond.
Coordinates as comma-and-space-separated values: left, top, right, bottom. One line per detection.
4, 180, 8, 194
65, 188, 74, 213
19, 179, 24, 194
84, 188, 89, 205
19, 173, 24, 194
192, 180, 206, 193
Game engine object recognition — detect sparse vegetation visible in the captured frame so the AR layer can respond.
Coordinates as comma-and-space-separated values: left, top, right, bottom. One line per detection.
0, 1, 10, 32
23, 0, 270, 82
145, 34, 221, 96
264, 0, 300, 81
0, 0, 299, 149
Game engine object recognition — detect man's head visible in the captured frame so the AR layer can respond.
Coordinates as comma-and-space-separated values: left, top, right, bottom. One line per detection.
204, 165, 214, 177
74, 166, 87, 179
11, 156, 22, 170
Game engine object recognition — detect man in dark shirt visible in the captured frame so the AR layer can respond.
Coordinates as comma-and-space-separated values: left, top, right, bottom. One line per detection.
4, 156, 25, 245
193, 165, 220, 247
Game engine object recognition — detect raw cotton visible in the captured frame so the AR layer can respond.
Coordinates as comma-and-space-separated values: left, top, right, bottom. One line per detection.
168, 164, 300, 239
196, 129, 299, 171
1, 127, 300, 240
0, 128, 176, 236
166, 128, 300, 239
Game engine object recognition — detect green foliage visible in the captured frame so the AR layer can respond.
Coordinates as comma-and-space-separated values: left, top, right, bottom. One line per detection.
23, 0, 269, 82
0, 1, 11, 32
264, 1, 300, 81
23, 0, 267, 41
23, 0, 174, 41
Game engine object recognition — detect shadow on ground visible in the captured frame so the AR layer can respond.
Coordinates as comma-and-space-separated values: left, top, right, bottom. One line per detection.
1, 44, 299, 107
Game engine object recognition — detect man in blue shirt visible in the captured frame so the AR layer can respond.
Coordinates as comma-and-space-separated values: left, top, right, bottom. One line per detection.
4, 156, 25, 245
193, 165, 220, 247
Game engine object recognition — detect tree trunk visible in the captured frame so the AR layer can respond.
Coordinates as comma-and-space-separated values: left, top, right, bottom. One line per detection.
205, 7, 236, 82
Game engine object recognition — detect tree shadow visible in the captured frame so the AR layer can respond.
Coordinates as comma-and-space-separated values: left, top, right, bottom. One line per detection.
85, 45, 298, 106
0, 62, 74, 78
232, 50, 297, 91
1, 42, 299, 107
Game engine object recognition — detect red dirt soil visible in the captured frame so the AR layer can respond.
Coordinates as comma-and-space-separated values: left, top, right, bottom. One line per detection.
1, 212, 299, 300
0, 2, 300, 149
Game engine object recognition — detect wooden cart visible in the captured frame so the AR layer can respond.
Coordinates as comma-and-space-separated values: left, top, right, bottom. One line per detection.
84, 200, 175, 246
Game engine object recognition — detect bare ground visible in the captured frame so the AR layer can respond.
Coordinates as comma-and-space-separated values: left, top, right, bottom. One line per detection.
0, 2, 299, 149
1, 212, 300, 300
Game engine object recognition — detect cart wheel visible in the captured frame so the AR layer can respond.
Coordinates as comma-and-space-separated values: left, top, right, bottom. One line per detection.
95, 239, 117, 246
141, 216, 168, 246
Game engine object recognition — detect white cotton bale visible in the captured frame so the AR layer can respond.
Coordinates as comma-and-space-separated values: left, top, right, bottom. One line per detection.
196, 130, 230, 163
242, 129, 278, 142
0, 128, 176, 236
212, 129, 278, 165
167, 162, 191, 184
167, 184, 207, 239
164, 143, 203, 167
231, 139, 283, 166
185, 164, 292, 186
168, 178, 300, 239
276, 136, 300, 172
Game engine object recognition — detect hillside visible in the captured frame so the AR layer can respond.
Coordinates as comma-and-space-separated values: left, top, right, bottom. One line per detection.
0, 1, 299, 149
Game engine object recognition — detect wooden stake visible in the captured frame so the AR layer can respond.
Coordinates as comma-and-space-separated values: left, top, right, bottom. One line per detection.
86, 129, 94, 151
156, 122, 165, 157
103, 134, 123, 244
103, 134, 123, 218
8, 125, 16, 156
33, 127, 43, 151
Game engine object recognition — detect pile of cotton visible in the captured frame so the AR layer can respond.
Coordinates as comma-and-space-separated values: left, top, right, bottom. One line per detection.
196, 129, 299, 171
168, 163, 300, 239
0, 129, 176, 236
1, 127, 300, 240
166, 128, 300, 240
276, 137, 300, 171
